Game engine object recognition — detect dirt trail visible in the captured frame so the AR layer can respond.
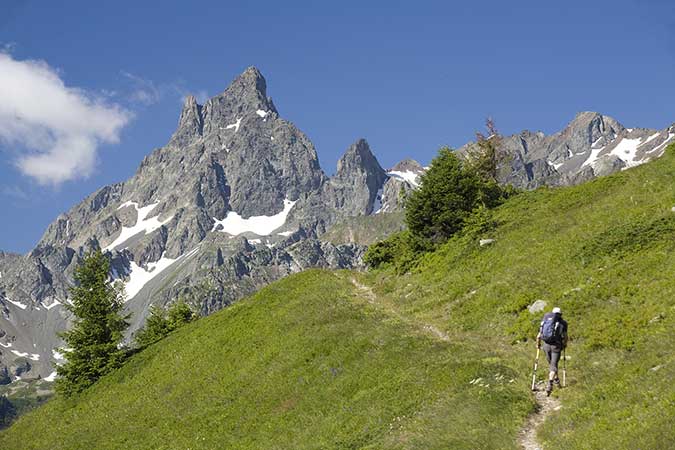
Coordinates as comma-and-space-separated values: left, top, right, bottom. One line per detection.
347, 274, 557, 449
519, 382, 562, 450
348, 276, 449, 342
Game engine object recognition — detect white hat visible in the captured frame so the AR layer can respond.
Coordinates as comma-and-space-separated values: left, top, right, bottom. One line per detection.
552, 307, 562, 314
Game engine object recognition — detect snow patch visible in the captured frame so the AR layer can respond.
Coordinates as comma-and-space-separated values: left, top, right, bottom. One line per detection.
387, 170, 420, 187
0, 342, 12, 348
104, 202, 173, 251
42, 298, 61, 310
212, 199, 297, 236
122, 247, 201, 301
647, 133, 675, 156
582, 145, 607, 168
608, 137, 644, 167
225, 117, 242, 132
256, 109, 269, 119
123, 254, 177, 300
7, 298, 28, 310
277, 230, 295, 237
641, 132, 662, 146
248, 238, 262, 245
44, 371, 57, 382
11, 350, 40, 361
52, 349, 66, 360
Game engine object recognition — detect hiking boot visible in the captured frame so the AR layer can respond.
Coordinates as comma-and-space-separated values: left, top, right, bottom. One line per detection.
553, 377, 561, 386
545, 381, 553, 396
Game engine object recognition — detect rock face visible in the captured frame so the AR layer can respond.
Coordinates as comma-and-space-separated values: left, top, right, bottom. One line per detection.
0, 67, 424, 382
377, 159, 426, 214
458, 112, 675, 189
325, 139, 388, 216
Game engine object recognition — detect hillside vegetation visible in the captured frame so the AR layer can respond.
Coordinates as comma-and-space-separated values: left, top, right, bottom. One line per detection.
1, 145, 674, 449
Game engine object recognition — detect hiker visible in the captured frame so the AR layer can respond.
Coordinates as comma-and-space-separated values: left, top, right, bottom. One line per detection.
536, 307, 568, 396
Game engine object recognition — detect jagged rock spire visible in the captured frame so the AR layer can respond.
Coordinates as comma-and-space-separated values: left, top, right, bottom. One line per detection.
336, 139, 386, 181
170, 95, 204, 146
329, 139, 388, 216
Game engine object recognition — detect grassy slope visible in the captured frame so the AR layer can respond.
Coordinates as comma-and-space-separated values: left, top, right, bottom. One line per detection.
2, 146, 674, 449
365, 145, 675, 449
321, 212, 406, 246
0, 270, 528, 450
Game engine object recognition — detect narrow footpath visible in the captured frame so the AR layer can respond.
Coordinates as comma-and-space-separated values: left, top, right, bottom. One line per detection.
348, 276, 449, 342
518, 382, 562, 450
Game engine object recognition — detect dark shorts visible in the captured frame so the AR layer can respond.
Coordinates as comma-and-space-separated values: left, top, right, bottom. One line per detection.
542, 342, 562, 372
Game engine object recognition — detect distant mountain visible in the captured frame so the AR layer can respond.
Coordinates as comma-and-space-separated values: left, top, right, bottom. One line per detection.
0, 67, 422, 382
459, 111, 675, 189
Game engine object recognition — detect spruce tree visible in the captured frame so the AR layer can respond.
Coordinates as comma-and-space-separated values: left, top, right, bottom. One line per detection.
134, 305, 170, 348
405, 147, 507, 250
56, 250, 129, 396
134, 300, 196, 349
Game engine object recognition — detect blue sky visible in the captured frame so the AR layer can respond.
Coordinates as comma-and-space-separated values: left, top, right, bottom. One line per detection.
1, 0, 674, 253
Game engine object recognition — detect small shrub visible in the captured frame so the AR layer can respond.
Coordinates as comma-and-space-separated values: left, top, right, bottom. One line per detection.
363, 231, 418, 274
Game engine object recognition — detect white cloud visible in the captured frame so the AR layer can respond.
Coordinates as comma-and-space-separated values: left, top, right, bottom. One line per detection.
121, 71, 161, 105
0, 53, 131, 185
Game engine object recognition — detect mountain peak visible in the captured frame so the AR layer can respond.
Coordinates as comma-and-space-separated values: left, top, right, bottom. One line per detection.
566, 111, 625, 133
336, 139, 385, 180
390, 159, 424, 173
226, 66, 268, 98
329, 139, 388, 216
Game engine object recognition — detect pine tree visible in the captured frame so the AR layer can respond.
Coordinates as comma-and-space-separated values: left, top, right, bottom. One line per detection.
134, 300, 196, 349
133, 305, 170, 349
466, 117, 505, 183
56, 250, 129, 396
166, 300, 196, 329
405, 147, 507, 250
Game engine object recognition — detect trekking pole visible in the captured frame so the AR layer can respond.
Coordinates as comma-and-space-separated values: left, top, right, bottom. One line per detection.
531, 347, 540, 391
562, 348, 567, 388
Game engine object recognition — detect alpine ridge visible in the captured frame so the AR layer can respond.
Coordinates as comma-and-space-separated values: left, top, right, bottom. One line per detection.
0, 67, 423, 382
0, 67, 672, 385
460, 111, 675, 188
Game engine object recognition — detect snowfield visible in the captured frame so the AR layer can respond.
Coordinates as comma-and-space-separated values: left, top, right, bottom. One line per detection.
105, 202, 173, 251
387, 170, 420, 187
212, 199, 297, 236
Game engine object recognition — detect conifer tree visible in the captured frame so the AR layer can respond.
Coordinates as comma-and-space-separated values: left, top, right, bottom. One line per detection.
134, 300, 196, 349
405, 147, 507, 250
56, 250, 129, 396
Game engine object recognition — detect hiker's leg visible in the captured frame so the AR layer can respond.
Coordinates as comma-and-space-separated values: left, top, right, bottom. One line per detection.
548, 350, 560, 381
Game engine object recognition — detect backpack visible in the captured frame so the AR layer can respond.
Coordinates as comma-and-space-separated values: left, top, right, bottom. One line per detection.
541, 314, 564, 345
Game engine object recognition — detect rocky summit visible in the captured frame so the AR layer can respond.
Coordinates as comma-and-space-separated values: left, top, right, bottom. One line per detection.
0, 67, 424, 382
0, 67, 672, 384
